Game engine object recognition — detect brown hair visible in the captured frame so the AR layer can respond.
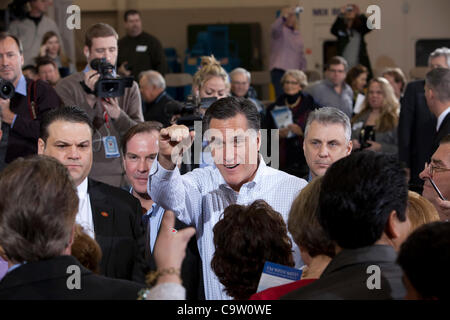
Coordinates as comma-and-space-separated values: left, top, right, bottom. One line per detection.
84, 23, 118, 49
121, 121, 163, 155
71, 224, 102, 274
326, 56, 348, 71
288, 177, 335, 258
41, 31, 71, 67
0, 32, 23, 53
211, 200, 294, 300
407, 191, 440, 232
0, 156, 78, 263
382, 67, 407, 94
345, 64, 368, 90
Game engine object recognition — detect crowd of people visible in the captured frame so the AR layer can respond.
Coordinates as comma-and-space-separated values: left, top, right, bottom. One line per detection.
0, 1, 449, 302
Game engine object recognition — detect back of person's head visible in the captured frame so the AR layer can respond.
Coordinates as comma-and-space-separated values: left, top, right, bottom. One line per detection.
192, 55, 229, 91
203, 96, 261, 132
428, 47, 450, 68
304, 107, 351, 142
40, 106, 93, 143
318, 151, 408, 249
139, 70, 166, 90
84, 23, 118, 49
406, 191, 440, 232
425, 67, 450, 102
121, 121, 163, 154
211, 200, 294, 300
326, 56, 348, 72
281, 69, 308, 90
288, 177, 335, 259
397, 221, 450, 300
0, 156, 78, 263
71, 224, 102, 274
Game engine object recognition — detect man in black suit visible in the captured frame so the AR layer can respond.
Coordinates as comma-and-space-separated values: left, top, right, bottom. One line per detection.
139, 70, 182, 127
121, 121, 204, 299
37, 106, 148, 283
398, 47, 449, 193
424, 67, 450, 156
0, 156, 144, 299
282, 151, 410, 300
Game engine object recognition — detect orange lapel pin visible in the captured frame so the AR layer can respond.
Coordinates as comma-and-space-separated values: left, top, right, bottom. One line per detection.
100, 211, 109, 217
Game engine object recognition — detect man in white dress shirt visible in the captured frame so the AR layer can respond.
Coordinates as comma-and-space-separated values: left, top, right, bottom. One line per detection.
149, 96, 307, 299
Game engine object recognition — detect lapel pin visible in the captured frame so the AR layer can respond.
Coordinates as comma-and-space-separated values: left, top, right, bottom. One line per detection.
101, 211, 109, 217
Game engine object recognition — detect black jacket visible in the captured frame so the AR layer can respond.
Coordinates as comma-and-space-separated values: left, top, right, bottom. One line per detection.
88, 179, 148, 283
0, 255, 144, 300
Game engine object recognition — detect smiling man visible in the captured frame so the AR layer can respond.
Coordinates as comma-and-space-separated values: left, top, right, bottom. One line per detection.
303, 107, 353, 181
149, 96, 307, 300
37, 106, 147, 283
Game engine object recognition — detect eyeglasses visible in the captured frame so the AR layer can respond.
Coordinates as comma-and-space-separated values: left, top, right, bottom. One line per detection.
283, 80, 299, 85
425, 162, 450, 177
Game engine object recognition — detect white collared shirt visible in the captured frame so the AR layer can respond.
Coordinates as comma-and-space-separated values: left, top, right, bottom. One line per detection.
76, 178, 95, 239
149, 155, 307, 300
436, 106, 450, 132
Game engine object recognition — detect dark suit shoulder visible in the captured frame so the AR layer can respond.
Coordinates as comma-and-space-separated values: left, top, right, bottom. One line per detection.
88, 179, 140, 206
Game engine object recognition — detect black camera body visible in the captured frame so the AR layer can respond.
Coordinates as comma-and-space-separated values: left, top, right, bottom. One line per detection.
90, 58, 133, 98
177, 95, 217, 131
0, 78, 15, 100
359, 126, 375, 149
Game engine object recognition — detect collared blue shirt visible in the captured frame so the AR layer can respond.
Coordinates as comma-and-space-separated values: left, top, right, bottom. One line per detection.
129, 188, 165, 253
10, 75, 27, 128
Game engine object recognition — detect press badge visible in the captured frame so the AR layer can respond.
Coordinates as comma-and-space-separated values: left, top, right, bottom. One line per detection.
136, 45, 147, 52
102, 136, 120, 158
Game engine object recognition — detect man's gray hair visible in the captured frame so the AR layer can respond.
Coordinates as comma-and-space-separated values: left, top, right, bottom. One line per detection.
139, 70, 166, 90
304, 107, 352, 142
230, 67, 251, 82
425, 67, 450, 102
428, 47, 450, 68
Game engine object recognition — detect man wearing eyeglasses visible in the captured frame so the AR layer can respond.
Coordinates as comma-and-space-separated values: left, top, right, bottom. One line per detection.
304, 56, 353, 118
419, 134, 450, 221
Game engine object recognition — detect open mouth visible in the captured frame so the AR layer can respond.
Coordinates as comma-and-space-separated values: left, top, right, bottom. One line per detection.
224, 164, 239, 169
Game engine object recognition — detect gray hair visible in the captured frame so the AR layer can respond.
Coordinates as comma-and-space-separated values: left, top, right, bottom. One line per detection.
230, 67, 251, 82
428, 47, 450, 68
425, 67, 450, 102
304, 107, 351, 142
139, 70, 166, 90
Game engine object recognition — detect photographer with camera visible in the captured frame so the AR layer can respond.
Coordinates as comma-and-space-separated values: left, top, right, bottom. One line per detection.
0, 32, 60, 170
351, 77, 399, 154
331, 4, 373, 78
55, 23, 143, 187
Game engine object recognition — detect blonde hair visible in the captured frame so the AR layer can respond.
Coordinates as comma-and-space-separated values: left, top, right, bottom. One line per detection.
281, 69, 308, 90
407, 191, 440, 232
352, 77, 399, 132
192, 55, 229, 94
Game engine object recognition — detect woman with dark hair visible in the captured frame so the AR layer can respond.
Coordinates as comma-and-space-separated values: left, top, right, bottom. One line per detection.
345, 64, 368, 110
211, 200, 294, 300
250, 177, 336, 300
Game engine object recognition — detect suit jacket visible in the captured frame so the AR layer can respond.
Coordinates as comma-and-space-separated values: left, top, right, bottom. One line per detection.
281, 245, 405, 300
0, 255, 144, 300
398, 80, 437, 192
2, 78, 61, 164
88, 179, 148, 283
147, 217, 204, 300
432, 113, 450, 155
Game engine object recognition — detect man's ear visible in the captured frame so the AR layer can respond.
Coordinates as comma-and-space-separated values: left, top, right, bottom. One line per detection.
37, 138, 45, 154
347, 140, 353, 155
83, 46, 90, 60
385, 210, 409, 240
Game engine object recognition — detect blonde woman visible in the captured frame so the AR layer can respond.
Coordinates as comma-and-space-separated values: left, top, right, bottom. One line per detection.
351, 77, 399, 154
406, 191, 440, 232
192, 55, 229, 112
